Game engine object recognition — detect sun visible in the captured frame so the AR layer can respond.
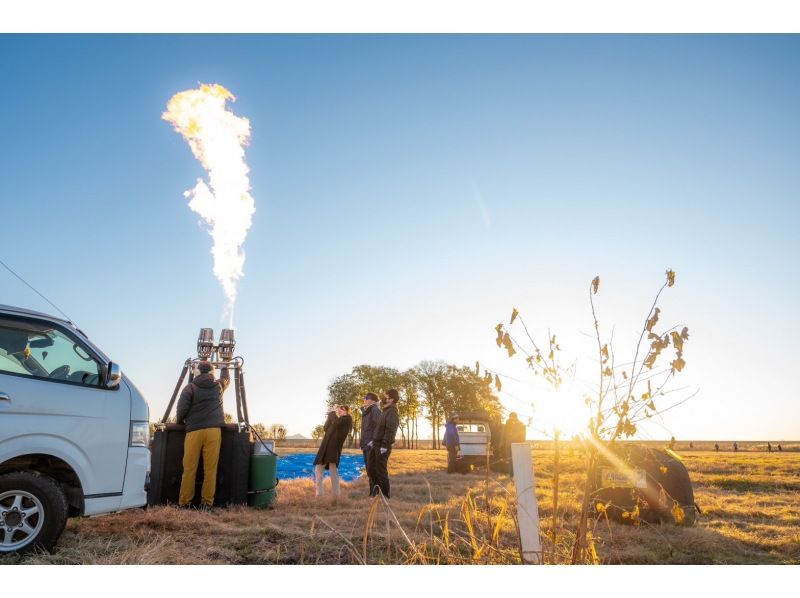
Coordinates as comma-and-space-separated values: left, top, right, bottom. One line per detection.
530, 385, 590, 438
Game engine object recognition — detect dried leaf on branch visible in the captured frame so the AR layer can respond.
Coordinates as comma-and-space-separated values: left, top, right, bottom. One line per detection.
645, 307, 661, 332
502, 332, 516, 357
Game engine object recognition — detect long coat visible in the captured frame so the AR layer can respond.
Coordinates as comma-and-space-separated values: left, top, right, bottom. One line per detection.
314, 412, 353, 468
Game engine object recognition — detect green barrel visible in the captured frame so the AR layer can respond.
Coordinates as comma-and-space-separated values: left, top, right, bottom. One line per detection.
249, 453, 278, 507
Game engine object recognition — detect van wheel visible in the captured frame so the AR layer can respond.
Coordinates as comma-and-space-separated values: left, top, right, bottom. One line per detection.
0, 471, 68, 555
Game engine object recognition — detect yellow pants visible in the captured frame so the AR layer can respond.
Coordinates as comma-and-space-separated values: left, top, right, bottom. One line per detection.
179, 427, 222, 506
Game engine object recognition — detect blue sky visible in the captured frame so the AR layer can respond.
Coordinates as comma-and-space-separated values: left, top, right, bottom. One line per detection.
1, 35, 798, 440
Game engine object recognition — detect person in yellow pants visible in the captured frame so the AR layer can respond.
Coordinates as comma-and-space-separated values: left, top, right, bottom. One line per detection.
176, 361, 230, 510
179, 427, 221, 507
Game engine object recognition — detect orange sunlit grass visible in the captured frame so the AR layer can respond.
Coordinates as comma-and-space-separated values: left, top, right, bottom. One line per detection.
5, 444, 798, 565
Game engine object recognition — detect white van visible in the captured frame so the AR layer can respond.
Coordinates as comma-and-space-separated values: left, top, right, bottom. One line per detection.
0, 305, 150, 554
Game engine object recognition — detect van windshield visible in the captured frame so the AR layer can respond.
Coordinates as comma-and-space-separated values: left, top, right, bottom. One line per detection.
0, 323, 102, 386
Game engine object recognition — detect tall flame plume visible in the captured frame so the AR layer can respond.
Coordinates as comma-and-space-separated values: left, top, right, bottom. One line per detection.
162, 83, 255, 327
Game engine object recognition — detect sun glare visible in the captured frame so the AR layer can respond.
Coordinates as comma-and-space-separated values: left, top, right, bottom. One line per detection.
530, 385, 589, 438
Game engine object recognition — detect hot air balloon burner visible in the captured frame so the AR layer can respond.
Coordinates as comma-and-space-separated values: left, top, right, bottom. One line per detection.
158, 328, 250, 428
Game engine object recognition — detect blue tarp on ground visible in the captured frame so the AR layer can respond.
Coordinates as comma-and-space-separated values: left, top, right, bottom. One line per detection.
276, 452, 364, 482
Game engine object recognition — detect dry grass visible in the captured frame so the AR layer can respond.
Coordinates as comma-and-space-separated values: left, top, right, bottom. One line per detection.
3, 445, 799, 565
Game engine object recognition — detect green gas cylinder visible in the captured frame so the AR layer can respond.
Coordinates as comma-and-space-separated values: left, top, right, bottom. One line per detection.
249, 450, 278, 507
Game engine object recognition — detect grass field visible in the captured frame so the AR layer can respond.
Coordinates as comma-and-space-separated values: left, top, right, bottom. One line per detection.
3, 443, 799, 565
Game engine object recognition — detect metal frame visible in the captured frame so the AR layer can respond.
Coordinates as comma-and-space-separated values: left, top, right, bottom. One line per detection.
157, 355, 249, 428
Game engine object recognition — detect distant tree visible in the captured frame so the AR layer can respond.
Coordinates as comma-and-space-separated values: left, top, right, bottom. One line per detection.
251, 422, 269, 439
415, 360, 449, 449
328, 372, 363, 409
399, 369, 422, 448
325, 361, 499, 450
442, 364, 502, 420
269, 424, 287, 441
311, 424, 325, 440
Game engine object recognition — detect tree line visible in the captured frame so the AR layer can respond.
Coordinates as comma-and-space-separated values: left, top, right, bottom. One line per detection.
325, 361, 502, 449
251, 422, 287, 441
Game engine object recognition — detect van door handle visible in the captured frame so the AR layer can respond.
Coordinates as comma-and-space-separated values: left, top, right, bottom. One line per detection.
0, 392, 10, 401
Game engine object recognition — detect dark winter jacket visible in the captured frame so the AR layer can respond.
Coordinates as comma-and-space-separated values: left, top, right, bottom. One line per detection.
314, 412, 353, 468
372, 403, 400, 449
504, 417, 526, 444
443, 421, 460, 448
500, 416, 526, 456
360, 403, 382, 450
175, 369, 230, 433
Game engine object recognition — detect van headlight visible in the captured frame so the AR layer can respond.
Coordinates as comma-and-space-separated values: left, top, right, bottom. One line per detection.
130, 422, 150, 447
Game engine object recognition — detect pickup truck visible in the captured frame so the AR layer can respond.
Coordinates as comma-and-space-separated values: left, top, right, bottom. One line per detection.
0, 304, 150, 554
453, 411, 493, 470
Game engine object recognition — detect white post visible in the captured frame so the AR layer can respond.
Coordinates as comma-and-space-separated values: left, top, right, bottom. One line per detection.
512, 442, 542, 564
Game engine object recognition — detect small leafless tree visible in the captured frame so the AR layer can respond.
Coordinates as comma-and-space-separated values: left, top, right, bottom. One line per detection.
495, 269, 695, 563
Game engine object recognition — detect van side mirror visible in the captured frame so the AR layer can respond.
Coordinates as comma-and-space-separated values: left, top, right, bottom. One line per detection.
106, 362, 122, 389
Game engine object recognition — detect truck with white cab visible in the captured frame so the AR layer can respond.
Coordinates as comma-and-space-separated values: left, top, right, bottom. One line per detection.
453, 411, 493, 470
0, 304, 150, 554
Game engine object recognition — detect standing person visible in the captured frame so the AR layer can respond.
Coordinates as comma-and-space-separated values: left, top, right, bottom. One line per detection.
360, 393, 381, 495
733, 442, 739, 452
313, 406, 353, 497
714, 443, 720, 452
443, 415, 462, 473
369, 389, 400, 498
176, 361, 230, 510
501, 413, 526, 477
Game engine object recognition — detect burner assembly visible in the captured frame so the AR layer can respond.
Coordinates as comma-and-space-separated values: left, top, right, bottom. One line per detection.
195, 327, 237, 362
147, 328, 277, 509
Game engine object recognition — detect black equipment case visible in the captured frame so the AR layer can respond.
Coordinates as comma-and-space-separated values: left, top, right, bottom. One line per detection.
592, 445, 698, 526
147, 423, 251, 507
147, 357, 253, 507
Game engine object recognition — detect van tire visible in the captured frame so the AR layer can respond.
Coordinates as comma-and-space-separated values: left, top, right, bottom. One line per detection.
0, 470, 69, 555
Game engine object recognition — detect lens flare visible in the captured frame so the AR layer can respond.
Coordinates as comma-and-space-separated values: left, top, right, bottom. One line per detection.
162, 83, 255, 327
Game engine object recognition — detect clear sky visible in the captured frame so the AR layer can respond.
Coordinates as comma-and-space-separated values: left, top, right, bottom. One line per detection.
1, 35, 798, 440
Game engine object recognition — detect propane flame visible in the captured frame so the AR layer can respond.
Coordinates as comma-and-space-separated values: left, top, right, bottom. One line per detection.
162, 83, 255, 327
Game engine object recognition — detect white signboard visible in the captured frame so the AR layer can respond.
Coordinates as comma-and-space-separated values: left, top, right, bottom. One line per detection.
512, 442, 542, 565
600, 467, 647, 489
